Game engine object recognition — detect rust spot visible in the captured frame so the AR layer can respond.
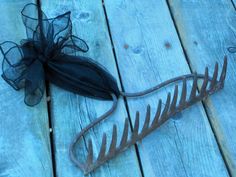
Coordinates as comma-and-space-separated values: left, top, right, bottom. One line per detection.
124, 44, 129, 49
164, 42, 171, 49
194, 41, 198, 45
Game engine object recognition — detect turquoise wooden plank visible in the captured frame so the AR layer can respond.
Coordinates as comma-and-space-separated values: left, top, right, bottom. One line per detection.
104, 0, 229, 176
168, 0, 236, 175
42, 0, 142, 176
0, 1, 53, 177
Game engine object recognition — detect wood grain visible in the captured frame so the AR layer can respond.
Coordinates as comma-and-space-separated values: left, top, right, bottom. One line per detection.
42, 0, 142, 176
104, 0, 229, 176
168, 0, 236, 176
0, 1, 53, 177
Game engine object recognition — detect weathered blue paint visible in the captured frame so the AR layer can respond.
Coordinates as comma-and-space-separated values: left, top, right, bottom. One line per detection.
0, 1, 53, 177
104, 0, 229, 176
42, 0, 142, 177
1, 0, 234, 176
169, 0, 236, 175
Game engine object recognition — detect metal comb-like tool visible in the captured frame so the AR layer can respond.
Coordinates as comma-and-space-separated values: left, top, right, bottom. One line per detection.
0, 0, 228, 175
70, 57, 227, 175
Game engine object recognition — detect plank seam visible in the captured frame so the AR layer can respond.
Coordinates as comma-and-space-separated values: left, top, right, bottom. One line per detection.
165, 0, 232, 176
165, 0, 193, 73
46, 81, 57, 177
101, 0, 144, 176
230, 0, 236, 9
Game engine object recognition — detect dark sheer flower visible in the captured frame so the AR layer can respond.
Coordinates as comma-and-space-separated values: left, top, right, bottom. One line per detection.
1, 3, 119, 106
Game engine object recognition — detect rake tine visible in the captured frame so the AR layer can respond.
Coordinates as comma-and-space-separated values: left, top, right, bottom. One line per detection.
97, 133, 107, 162
209, 62, 218, 90
151, 99, 162, 127
141, 105, 151, 135
219, 56, 227, 84
179, 78, 187, 106
189, 72, 198, 100
86, 139, 94, 165
160, 93, 171, 123
170, 85, 178, 113
200, 67, 209, 96
119, 118, 129, 148
131, 111, 140, 141
108, 125, 117, 155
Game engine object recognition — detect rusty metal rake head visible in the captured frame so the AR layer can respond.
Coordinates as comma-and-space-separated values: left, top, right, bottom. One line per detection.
70, 57, 227, 175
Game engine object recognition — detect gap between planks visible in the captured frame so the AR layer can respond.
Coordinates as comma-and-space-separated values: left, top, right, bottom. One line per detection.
101, 1, 145, 176
46, 81, 57, 177
103, 0, 230, 176
166, 0, 232, 176
42, 0, 143, 176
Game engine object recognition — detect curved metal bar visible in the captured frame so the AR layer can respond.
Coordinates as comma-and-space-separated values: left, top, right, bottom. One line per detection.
69, 93, 118, 170
120, 73, 212, 97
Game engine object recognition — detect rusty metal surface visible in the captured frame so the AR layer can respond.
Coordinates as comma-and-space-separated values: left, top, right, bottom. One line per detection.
70, 57, 227, 175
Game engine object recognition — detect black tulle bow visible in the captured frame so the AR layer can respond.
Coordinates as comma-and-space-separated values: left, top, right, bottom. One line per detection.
1, 3, 119, 106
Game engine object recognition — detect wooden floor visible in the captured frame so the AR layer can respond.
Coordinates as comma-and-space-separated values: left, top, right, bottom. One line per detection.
1, 0, 236, 177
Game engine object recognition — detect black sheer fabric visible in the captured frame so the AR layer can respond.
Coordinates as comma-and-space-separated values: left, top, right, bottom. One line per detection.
0, 3, 119, 106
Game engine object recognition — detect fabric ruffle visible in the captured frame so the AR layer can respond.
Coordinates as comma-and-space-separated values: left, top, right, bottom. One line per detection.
1, 3, 119, 106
